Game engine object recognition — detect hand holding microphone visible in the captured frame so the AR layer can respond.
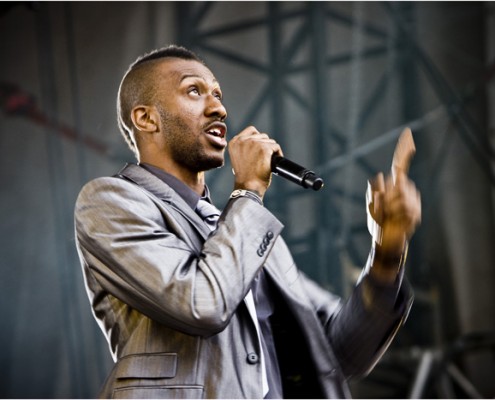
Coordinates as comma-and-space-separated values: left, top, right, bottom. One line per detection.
228, 127, 282, 199
229, 127, 324, 197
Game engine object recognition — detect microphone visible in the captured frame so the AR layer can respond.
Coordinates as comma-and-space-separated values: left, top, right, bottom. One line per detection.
271, 155, 324, 191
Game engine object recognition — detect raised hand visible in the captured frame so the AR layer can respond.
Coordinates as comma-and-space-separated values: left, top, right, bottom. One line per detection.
367, 128, 422, 282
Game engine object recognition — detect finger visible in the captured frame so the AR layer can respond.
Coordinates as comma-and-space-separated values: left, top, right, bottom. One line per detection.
250, 133, 272, 141
393, 170, 408, 192
369, 172, 385, 193
373, 191, 384, 221
246, 133, 282, 155
272, 145, 284, 158
392, 127, 416, 184
238, 131, 273, 144
271, 142, 283, 158
384, 181, 421, 225
374, 172, 385, 208
384, 174, 412, 207
236, 126, 261, 138
385, 173, 395, 194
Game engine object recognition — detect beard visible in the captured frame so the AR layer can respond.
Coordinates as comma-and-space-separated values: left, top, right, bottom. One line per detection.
157, 107, 225, 172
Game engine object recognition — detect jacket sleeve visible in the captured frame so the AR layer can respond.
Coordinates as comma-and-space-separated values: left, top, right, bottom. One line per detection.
75, 177, 284, 337
299, 255, 414, 379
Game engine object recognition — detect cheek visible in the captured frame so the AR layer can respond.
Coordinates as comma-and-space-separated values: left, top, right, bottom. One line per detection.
181, 105, 206, 136
179, 106, 195, 120
177, 98, 203, 118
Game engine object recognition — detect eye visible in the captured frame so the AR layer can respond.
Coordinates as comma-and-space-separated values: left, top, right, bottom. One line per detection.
213, 91, 223, 100
188, 86, 200, 96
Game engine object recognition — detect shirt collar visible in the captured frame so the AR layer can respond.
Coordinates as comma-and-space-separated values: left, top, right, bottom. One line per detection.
139, 163, 207, 210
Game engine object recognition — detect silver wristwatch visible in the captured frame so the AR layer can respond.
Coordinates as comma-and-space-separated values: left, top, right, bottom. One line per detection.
229, 189, 263, 205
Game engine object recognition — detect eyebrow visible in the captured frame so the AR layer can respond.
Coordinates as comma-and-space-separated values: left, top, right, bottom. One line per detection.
179, 74, 219, 85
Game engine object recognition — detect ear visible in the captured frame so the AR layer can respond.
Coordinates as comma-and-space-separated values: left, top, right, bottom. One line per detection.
130, 105, 160, 133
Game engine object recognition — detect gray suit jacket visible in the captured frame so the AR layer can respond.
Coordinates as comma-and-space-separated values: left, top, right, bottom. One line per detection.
74, 163, 413, 399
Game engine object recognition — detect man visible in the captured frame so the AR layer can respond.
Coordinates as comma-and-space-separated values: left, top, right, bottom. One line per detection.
75, 45, 421, 399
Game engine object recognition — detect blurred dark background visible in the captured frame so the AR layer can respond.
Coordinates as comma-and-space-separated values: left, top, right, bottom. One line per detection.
1, 1, 494, 398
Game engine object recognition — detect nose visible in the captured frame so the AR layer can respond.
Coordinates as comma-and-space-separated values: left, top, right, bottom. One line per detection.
205, 95, 227, 121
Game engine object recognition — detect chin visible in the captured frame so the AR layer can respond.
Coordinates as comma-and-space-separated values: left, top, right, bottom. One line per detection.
196, 155, 225, 172
208, 158, 225, 171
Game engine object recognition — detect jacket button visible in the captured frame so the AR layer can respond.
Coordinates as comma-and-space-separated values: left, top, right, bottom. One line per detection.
246, 352, 259, 364
266, 231, 274, 239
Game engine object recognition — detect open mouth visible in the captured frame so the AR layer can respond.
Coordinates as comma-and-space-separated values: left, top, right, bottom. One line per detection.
204, 122, 227, 148
205, 122, 227, 139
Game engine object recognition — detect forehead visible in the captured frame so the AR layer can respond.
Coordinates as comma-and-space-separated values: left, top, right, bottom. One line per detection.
155, 58, 219, 87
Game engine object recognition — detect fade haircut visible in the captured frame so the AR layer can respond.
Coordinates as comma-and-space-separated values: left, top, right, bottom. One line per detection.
117, 45, 204, 158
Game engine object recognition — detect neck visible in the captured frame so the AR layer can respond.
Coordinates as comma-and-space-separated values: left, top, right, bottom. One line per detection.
180, 171, 206, 196
140, 159, 206, 196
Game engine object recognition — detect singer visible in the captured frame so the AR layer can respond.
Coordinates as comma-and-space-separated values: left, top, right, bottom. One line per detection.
74, 45, 421, 399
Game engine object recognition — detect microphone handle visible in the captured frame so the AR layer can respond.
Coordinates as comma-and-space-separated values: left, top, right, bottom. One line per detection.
271, 155, 324, 191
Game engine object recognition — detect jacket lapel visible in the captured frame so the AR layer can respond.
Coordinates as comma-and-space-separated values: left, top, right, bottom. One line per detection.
115, 163, 212, 241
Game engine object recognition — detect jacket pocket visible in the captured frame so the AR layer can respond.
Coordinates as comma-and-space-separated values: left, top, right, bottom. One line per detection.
112, 385, 203, 399
112, 353, 204, 398
115, 352, 177, 379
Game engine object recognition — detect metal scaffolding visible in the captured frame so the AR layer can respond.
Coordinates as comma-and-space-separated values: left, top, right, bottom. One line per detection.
175, 2, 427, 296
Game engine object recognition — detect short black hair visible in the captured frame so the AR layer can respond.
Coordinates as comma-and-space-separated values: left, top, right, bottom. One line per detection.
116, 45, 205, 158
132, 45, 203, 69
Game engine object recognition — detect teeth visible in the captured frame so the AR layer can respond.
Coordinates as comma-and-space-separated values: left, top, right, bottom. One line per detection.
208, 129, 221, 136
